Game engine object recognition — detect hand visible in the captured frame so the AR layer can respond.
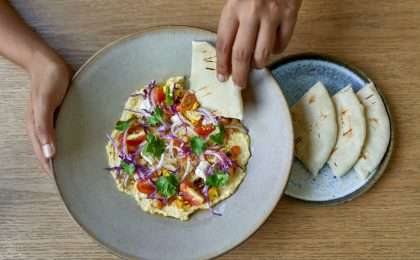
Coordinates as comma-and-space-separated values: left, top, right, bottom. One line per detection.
216, 0, 302, 88
26, 53, 72, 175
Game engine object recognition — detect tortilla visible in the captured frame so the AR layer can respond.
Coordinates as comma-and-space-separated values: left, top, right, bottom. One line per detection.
328, 85, 366, 177
354, 82, 390, 179
291, 81, 337, 176
190, 41, 243, 120
105, 77, 251, 221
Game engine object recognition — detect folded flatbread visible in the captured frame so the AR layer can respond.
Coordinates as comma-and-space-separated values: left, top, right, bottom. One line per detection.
190, 41, 243, 120
291, 82, 337, 176
328, 85, 366, 177
354, 82, 391, 179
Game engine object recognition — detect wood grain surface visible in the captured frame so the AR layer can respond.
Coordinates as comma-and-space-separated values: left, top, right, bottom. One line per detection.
1, 0, 419, 259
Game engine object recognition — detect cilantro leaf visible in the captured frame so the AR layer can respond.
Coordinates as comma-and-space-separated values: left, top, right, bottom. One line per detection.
156, 174, 179, 198
147, 107, 164, 126
164, 85, 174, 105
144, 133, 165, 158
210, 124, 225, 145
115, 117, 136, 131
121, 161, 136, 176
206, 170, 229, 187
190, 136, 207, 155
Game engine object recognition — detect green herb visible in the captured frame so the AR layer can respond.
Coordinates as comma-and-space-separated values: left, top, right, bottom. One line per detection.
206, 170, 229, 187
121, 161, 136, 176
210, 124, 225, 145
115, 117, 136, 131
190, 136, 207, 155
164, 85, 174, 105
147, 107, 164, 126
156, 174, 179, 198
143, 133, 165, 158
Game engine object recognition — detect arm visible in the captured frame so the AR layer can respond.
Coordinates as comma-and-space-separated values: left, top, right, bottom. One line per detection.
0, 0, 72, 174
216, 0, 302, 88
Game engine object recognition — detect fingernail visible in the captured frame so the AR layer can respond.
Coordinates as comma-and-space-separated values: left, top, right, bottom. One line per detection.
217, 73, 227, 82
42, 144, 55, 158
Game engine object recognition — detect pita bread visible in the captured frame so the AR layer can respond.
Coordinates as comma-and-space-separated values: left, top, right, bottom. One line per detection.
291, 82, 337, 176
354, 83, 391, 179
328, 85, 366, 177
189, 41, 243, 120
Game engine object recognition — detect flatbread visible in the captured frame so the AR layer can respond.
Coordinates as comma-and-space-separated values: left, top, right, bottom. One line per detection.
190, 41, 243, 120
354, 82, 390, 179
106, 77, 251, 221
328, 85, 366, 177
291, 82, 337, 176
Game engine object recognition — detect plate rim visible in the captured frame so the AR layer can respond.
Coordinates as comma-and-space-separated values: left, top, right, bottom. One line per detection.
269, 53, 394, 205
52, 25, 294, 259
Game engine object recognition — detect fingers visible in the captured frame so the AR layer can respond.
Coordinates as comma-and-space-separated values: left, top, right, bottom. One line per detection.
231, 19, 259, 88
253, 20, 278, 69
216, 5, 239, 82
273, 12, 298, 54
26, 104, 52, 175
32, 95, 56, 159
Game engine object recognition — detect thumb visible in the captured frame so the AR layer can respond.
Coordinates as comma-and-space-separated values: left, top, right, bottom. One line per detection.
33, 100, 56, 159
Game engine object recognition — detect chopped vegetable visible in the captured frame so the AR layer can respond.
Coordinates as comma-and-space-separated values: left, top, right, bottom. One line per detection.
137, 180, 155, 194
195, 124, 215, 137
115, 117, 136, 131
210, 124, 225, 144
190, 136, 207, 155
164, 84, 174, 105
144, 133, 165, 158
156, 174, 179, 198
121, 161, 136, 176
148, 107, 165, 126
206, 170, 229, 187
152, 86, 165, 104
180, 182, 205, 205
208, 187, 219, 201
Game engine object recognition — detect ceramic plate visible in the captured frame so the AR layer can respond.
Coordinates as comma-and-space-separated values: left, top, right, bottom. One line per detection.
270, 54, 393, 204
53, 26, 293, 259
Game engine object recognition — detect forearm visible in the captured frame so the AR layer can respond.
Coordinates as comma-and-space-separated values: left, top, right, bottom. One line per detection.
0, 1, 64, 73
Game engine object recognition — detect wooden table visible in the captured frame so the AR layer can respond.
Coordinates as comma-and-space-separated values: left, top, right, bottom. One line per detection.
1, 0, 419, 259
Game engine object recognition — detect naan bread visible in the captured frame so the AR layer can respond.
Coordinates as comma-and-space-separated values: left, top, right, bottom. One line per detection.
190, 41, 243, 120
291, 82, 337, 176
354, 82, 391, 179
328, 85, 366, 177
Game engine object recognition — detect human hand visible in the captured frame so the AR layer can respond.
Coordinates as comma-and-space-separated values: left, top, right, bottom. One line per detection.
216, 0, 302, 88
26, 53, 72, 175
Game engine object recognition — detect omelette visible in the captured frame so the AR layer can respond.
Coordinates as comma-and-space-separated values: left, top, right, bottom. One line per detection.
105, 76, 251, 221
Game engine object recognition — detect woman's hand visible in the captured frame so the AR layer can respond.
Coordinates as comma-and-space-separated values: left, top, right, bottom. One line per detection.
26, 54, 72, 174
216, 0, 302, 88
0, 1, 72, 175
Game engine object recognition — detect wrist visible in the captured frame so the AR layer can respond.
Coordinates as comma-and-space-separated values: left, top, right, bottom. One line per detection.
28, 48, 71, 79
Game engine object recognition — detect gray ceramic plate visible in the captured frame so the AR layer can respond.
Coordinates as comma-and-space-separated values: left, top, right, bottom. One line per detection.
270, 54, 393, 204
53, 26, 294, 259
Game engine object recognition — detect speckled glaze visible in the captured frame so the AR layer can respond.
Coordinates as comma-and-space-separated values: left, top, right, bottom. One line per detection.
53, 26, 294, 260
270, 54, 393, 204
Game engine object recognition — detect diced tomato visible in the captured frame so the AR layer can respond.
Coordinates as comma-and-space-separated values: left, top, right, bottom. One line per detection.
152, 86, 165, 104
195, 124, 215, 137
137, 181, 155, 195
178, 92, 197, 112
126, 135, 145, 147
180, 182, 204, 206
127, 125, 142, 135
230, 146, 241, 158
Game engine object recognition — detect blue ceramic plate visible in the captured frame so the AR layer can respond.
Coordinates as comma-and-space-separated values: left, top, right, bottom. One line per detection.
270, 54, 393, 204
